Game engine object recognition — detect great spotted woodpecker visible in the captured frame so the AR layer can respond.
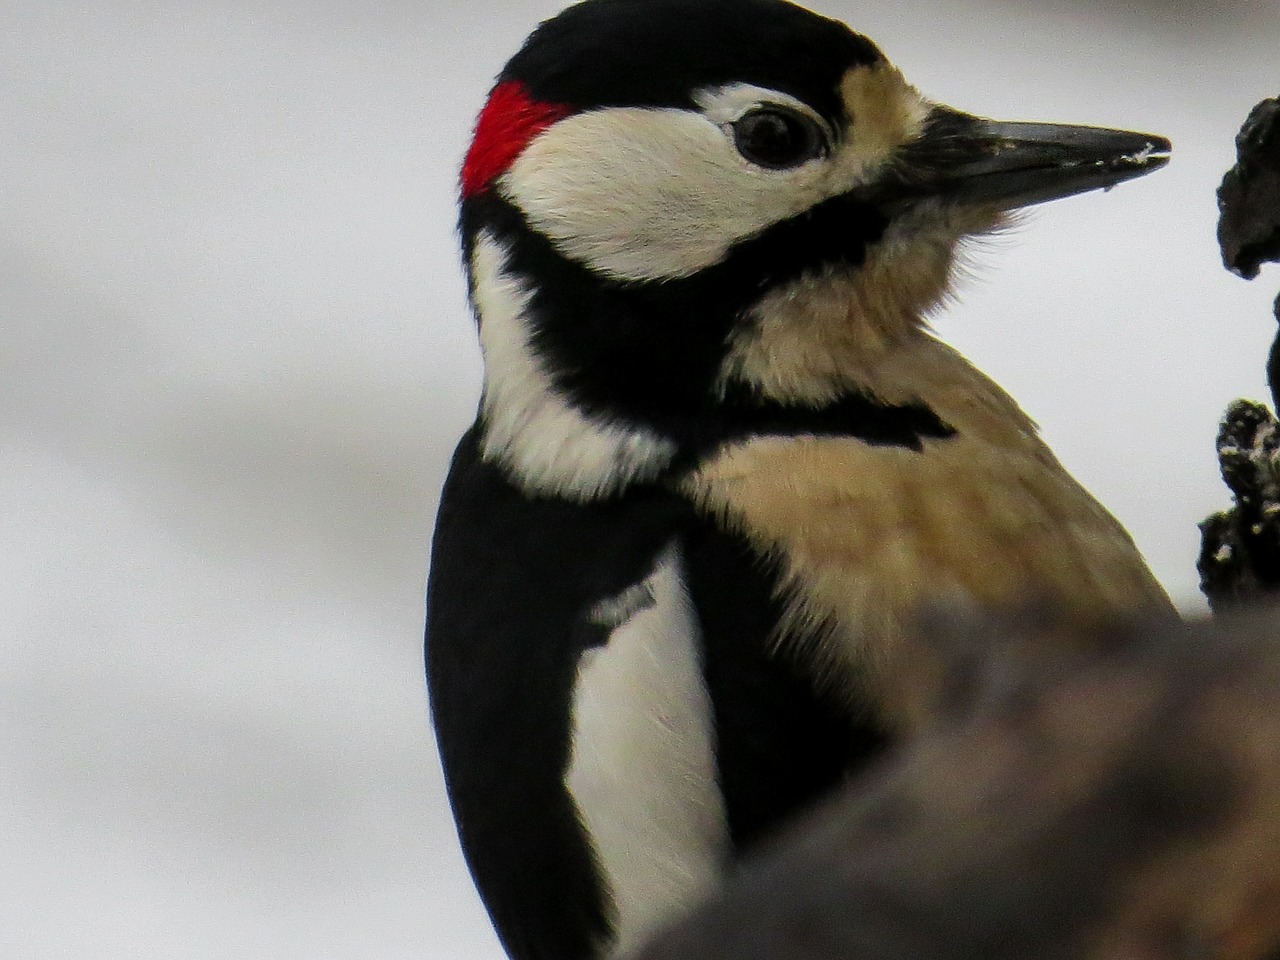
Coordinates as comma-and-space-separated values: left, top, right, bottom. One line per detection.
426, 1, 1174, 958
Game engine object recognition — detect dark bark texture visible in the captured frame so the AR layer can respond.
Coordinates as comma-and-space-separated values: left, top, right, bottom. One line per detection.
1218, 98, 1280, 282
1198, 97, 1280, 608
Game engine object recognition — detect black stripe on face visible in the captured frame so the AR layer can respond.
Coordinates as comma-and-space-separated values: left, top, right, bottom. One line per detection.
503, 0, 881, 124
699, 190, 891, 300
464, 193, 951, 458
427, 430, 692, 959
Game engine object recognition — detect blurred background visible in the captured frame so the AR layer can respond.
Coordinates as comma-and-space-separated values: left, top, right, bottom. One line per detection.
3, 0, 1277, 957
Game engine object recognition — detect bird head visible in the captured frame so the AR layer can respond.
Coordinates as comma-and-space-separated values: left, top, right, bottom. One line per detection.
458, 0, 1170, 500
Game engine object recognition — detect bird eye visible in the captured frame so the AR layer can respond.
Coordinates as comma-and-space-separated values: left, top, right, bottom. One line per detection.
730, 107, 827, 170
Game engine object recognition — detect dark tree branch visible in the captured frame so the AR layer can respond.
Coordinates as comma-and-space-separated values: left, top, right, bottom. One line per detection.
1198, 96, 1280, 608
1219, 98, 1280, 284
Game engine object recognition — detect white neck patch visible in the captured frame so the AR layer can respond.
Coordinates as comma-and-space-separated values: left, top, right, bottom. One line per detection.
469, 231, 678, 500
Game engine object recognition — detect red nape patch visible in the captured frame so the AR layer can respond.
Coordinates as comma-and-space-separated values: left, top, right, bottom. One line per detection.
460, 81, 572, 200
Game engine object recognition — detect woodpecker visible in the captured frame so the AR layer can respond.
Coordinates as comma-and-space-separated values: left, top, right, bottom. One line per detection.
426, 1, 1174, 958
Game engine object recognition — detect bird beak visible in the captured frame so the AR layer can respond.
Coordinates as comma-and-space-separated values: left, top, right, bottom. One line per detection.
888, 107, 1172, 211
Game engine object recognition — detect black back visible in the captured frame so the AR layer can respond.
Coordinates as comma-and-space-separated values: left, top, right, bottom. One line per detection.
427, 429, 888, 959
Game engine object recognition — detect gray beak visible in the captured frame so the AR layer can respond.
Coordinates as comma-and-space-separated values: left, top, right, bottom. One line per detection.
889, 107, 1172, 210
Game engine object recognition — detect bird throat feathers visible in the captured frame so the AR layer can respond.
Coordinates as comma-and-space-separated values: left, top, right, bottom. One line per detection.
467, 231, 1171, 735
466, 222, 972, 500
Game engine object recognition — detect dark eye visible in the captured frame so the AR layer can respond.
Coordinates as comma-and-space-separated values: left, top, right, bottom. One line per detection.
731, 108, 827, 170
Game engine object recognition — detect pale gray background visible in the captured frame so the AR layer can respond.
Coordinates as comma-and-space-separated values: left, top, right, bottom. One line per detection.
4, 0, 1278, 957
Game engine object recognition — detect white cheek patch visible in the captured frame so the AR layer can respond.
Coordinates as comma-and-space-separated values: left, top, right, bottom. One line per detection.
566, 544, 730, 955
498, 72, 934, 286
470, 232, 677, 499
500, 105, 834, 282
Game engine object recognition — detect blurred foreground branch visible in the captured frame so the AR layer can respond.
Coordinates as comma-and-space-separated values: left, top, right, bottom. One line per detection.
638, 610, 1280, 960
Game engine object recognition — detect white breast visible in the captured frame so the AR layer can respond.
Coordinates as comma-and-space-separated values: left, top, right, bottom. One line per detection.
565, 543, 730, 956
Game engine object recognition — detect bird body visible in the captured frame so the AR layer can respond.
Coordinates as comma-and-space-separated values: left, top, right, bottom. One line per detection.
427, 1, 1173, 957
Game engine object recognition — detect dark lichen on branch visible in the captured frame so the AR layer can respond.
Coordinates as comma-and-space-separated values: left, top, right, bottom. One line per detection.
1198, 399, 1280, 607
1198, 96, 1280, 609
1218, 98, 1280, 282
